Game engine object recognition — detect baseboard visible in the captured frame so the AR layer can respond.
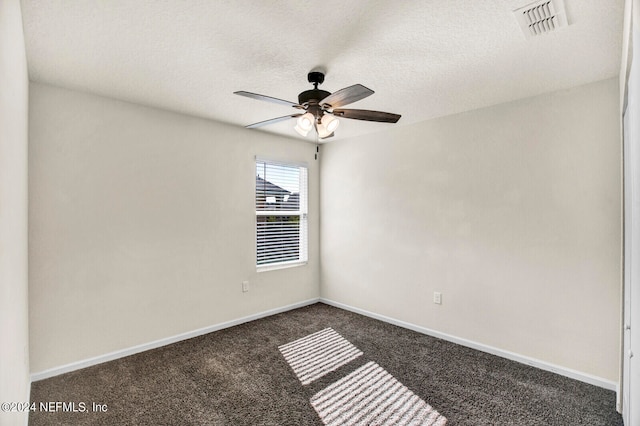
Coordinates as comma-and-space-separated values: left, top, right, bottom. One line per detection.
31, 296, 618, 392
31, 298, 320, 382
320, 298, 618, 391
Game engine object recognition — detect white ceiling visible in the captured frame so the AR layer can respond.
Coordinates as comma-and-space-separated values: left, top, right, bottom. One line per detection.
21, 0, 624, 142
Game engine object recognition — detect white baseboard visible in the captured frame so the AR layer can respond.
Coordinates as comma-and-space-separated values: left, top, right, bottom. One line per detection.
31, 296, 618, 392
320, 298, 618, 392
31, 298, 320, 382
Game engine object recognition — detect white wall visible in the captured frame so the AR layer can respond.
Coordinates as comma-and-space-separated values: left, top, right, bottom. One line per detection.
0, 0, 30, 425
321, 78, 621, 382
27, 74, 621, 387
29, 83, 319, 373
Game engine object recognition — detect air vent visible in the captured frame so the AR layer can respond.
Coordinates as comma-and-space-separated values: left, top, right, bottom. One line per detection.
513, 0, 568, 38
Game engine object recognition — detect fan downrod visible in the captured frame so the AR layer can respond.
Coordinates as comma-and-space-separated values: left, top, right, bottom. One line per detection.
299, 72, 330, 105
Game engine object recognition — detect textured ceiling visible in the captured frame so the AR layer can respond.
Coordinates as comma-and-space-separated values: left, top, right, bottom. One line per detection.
21, 0, 624, 142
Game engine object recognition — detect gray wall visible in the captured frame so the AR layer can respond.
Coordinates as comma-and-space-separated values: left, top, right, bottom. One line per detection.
0, 0, 30, 425
28, 83, 320, 373
320, 78, 621, 382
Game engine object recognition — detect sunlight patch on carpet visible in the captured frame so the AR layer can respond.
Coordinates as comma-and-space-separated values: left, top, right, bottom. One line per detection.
310, 361, 447, 426
279, 328, 363, 385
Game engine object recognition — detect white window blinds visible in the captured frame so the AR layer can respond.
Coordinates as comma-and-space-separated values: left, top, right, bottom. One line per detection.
256, 159, 308, 268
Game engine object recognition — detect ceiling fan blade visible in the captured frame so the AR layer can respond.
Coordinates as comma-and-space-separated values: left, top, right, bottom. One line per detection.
332, 109, 401, 123
246, 114, 302, 129
320, 84, 374, 108
234, 91, 303, 109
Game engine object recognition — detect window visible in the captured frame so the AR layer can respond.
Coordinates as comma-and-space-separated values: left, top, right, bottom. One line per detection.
255, 159, 308, 270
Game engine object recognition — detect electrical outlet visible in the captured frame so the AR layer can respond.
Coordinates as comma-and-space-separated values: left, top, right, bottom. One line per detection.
242, 281, 249, 292
433, 292, 442, 305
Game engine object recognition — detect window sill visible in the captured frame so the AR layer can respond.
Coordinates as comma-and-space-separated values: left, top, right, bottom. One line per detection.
257, 261, 307, 273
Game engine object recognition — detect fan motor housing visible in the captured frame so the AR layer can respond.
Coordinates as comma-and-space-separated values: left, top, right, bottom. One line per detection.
298, 89, 330, 106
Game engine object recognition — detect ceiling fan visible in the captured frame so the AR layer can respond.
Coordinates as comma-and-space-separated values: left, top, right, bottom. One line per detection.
234, 71, 401, 140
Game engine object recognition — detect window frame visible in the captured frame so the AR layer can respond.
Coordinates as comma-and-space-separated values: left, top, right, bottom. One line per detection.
255, 158, 308, 272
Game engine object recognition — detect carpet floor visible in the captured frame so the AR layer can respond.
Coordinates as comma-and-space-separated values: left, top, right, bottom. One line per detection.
29, 303, 623, 425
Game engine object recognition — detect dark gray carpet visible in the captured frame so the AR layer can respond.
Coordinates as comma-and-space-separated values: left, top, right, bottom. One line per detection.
29, 303, 623, 425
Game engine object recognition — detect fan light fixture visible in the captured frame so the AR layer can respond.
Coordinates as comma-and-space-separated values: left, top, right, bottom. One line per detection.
316, 122, 332, 139
294, 112, 314, 136
294, 124, 309, 137
321, 114, 339, 133
295, 112, 339, 139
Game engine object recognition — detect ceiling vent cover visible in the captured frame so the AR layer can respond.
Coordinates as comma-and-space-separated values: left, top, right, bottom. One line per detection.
513, 0, 568, 38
